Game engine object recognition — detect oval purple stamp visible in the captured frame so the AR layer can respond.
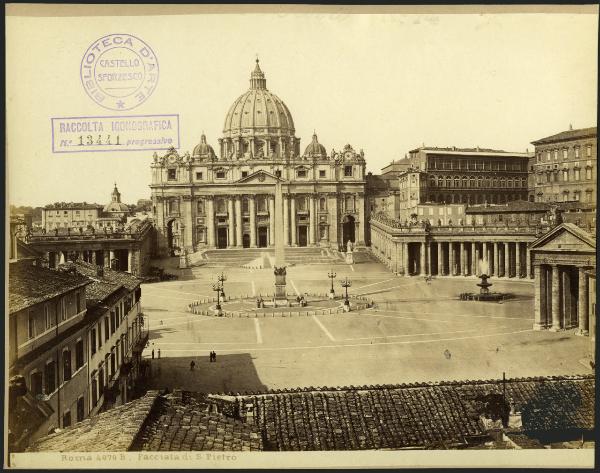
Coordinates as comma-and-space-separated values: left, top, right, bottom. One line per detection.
80, 33, 159, 111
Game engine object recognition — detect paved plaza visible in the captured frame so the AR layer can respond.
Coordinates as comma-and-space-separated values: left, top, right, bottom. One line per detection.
141, 260, 591, 393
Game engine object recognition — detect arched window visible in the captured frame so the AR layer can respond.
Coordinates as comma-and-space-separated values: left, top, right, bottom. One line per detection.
470, 176, 475, 188
462, 177, 468, 188
492, 178, 498, 188
196, 199, 204, 214
319, 197, 327, 211
345, 195, 355, 212
477, 177, 483, 188
507, 178, 513, 188
454, 176, 460, 187
484, 177, 490, 187
430, 176, 436, 187
445, 176, 452, 188
500, 178, 506, 188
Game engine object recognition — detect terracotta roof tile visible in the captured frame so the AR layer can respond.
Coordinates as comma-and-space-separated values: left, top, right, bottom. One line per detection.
531, 126, 597, 145
9, 260, 91, 314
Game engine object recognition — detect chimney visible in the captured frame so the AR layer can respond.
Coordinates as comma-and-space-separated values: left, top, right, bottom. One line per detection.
96, 265, 104, 277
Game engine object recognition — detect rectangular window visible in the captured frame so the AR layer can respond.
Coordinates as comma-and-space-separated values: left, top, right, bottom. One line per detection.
110, 351, 116, 378
167, 168, 176, 180
196, 200, 204, 214
76, 292, 81, 313
97, 323, 102, 348
75, 340, 84, 369
563, 170, 569, 181
60, 298, 67, 322
91, 378, 98, 406
110, 312, 116, 335
62, 411, 71, 428
586, 167, 592, 180
575, 168, 581, 181
563, 149, 568, 160
587, 146, 592, 157
216, 171, 226, 179
116, 306, 120, 328
319, 170, 326, 178
575, 147, 580, 158
104, 317, 110, 341
241, 171, 248, 178
44, 305, 51, 330
28, 313, 35, 339
63, 349, 72, 381
195, 172, 203, 180
90, 328, 96, 355
45, 361, 56, 395
275, 170, 282, 178
297, 169, 307, 178
77, 397, 85, 422
31, 372, 43, 397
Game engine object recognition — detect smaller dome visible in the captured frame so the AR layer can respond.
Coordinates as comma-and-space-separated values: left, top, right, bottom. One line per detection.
193, 133, 216, 158
304, 132, 327, 158
103, 202, 129, 213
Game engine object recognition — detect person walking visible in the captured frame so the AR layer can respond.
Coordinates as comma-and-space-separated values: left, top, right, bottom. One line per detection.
190, 360, 195, 371
212, 351, 217, 362
158, 348, 161, 359
209, 351, 213, 362
152, 349, 155, 359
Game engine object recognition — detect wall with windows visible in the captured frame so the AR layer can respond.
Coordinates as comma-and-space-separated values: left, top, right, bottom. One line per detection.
533, 135, 596, 204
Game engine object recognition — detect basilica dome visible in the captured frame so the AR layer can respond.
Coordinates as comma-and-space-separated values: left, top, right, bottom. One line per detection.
193, 133, 216, 159
222, 60, 295, 138
304, 132, 327, 158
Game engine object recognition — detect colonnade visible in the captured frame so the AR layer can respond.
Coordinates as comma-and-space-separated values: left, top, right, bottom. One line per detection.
370, 229, 533, 279
45, 249, 134, 273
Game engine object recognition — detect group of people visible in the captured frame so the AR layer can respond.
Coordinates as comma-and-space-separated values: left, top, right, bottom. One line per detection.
209, 351, 217, 362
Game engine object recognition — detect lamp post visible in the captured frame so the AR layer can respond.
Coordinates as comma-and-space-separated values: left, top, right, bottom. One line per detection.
340, 277, 352, 307
327, 269, 336, 299
212, 272, 227, 313
217, 272, 227, 299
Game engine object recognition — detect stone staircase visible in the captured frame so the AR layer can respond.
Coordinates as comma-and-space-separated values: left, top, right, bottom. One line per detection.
190, 247, 340, 268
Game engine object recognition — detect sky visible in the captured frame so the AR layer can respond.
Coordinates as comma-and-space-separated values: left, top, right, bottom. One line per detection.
6, 7, 598, 206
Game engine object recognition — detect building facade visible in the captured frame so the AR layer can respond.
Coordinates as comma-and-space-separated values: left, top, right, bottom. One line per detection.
151, 60, 367, 256
531, 126, 597, 204
396, 147, 531, 211
42, 203, 103, 231
530, 223, 595, 338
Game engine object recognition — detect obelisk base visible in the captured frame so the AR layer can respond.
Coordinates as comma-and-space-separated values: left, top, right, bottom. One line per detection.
274, 266, 287, 301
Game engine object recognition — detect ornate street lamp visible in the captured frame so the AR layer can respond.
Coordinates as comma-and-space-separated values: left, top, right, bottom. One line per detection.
327, 269, 336, 298
340, 277, 352, 306
212, 282, 222, 310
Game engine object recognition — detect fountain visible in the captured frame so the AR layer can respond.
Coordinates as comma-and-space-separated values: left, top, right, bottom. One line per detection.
459, 258, 512, 302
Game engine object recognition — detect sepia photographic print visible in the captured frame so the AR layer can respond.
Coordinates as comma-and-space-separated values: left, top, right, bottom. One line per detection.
4, 4, 597, 469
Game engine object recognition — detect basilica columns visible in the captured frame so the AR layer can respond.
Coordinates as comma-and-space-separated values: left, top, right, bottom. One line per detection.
290, 196, 297, 246
403, 242, 409, 277
526, 247, 532, 279
515, 242, 521, 278
437, 242, 443, 276
206, 197, 215, 247
235, 197, 242, 247
504, 243, 511, 278
460, 242, 466, 276
309, 194, 316, 246
329, 193, 338, 246
420, 243, 426, 276
249, 197, 257, 247
449, 243, 455, 276
471, 242, 477, 275
269, 196, 275, 246
228, 199, 235, 247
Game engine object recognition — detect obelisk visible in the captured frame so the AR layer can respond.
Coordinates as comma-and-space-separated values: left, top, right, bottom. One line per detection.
273, 181, 287, 300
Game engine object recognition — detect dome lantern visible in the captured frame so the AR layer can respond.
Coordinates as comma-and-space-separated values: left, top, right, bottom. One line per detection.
250, 58, 267, 90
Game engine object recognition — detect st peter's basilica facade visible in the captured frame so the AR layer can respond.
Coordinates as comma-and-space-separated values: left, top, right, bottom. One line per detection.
150, 60, 366, 256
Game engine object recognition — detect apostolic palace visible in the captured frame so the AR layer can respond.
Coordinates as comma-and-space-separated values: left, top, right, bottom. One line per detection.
150, 60, 367, 256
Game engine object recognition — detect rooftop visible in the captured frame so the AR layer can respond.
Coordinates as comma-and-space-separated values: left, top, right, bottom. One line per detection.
531, 126, 597, 146
28, 390, 262, 452
466, 200, 551, 214
408, 147, 532, 158
8, 260, 91, 314
43, 202, 103, 210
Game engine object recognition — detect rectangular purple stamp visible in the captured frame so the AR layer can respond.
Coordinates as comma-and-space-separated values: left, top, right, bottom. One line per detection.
51, 114, 180, 153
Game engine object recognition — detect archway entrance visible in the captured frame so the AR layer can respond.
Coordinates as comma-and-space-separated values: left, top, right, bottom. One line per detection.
217, 227, 228, 249
242, 234, 250, 248
258, 227, 268, 248
298, 226, 308, 247
342, 215, 355, 247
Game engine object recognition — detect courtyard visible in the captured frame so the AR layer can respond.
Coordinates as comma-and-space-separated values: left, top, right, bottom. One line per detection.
141, 259, 592, 393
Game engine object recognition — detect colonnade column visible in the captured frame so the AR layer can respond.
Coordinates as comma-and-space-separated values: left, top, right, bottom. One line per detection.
329, 193, 338, 247
357, 193, 365, 245
283, 194, 290, 246
206, 197, 215, 247
127, 250, 132, 273
228, 198, 235, 248
493, 243, 499, 277
290, 196, 297, 246
420, 242, 426, 276
437, 242, 443, 276
504, 243, 511, 278
426, 242, 431, 276
515, 242, 521, 278
533, 265, 545, 330
449, 243, 455, 276
471, 242, 477, 276
235, 197, 242, 248
249, 197, 257, 248
578, 268, 589, 335
309, 194, 316, 246
104, 250, 110, 268
550, 265, 561, 331
269, 195, 275, 246
460, 242, 466, 276
526, 247, 532, 279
